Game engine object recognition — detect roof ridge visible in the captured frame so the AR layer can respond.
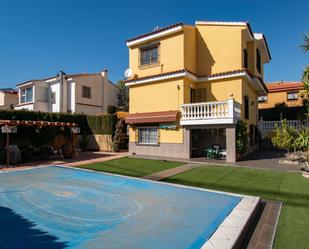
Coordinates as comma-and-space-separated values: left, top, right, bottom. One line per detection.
126, 23, 184, 43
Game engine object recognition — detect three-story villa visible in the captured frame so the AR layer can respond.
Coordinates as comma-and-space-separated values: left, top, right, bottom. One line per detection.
125, 21, 271, 162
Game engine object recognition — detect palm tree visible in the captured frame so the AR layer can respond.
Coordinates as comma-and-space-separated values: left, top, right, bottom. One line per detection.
301, 33, 309, 52
302, 65, 309, 91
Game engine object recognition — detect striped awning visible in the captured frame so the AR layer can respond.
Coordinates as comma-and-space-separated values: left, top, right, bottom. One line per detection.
125, 111, 179, 124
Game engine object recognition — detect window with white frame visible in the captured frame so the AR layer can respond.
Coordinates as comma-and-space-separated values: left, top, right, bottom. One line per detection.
138, 128, 158, 145
287, 91, 298, 101
140, 44, 159, 66
21, 87, 33, 103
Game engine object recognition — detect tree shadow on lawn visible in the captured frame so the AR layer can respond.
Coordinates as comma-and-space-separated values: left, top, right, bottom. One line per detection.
0, 206, 67, 249
164, 179, 309, 208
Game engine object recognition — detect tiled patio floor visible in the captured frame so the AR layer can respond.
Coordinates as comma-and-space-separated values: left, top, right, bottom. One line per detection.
0, 151, 129, 171
132, 149, 300, 172
191, 149, 300, 172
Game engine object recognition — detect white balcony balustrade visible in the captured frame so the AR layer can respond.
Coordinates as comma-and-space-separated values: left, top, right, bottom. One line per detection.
180, 99, 241, 125
258, 119, 309, 139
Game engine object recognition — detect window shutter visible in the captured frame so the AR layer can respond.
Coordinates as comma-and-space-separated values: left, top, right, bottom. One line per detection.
195, 88, 206, 102
244, 95, 249, 119
190, 89, 196, 103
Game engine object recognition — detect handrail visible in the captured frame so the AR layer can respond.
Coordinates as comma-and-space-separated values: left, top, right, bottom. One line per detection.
180, 99, 240, 121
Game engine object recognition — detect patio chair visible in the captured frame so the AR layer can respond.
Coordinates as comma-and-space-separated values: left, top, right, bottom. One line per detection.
205, 145, 221, 159
52, 147, 64, 160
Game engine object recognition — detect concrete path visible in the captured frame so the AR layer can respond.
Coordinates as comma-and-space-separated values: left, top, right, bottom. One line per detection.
142, 163, 199, 181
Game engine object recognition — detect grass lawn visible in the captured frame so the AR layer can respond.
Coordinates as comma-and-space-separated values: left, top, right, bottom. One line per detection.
78, 157, 184, 177
163, 165, 309, 249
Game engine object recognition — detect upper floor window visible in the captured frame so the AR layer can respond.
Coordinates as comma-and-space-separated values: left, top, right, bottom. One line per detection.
82, 86, 91, 98
140, 44, 159, 66
21, 87, 33, 103
258, 96, 268, 103
244, 95, 249, 119
287, 91, 298, 101
243, 49, 248, 69
256, 49, 261, 73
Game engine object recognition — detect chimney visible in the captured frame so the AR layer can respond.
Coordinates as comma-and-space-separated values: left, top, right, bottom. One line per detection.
101, 69, 108, 79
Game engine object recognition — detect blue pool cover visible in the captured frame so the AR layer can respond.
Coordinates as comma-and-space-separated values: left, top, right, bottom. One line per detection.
0, 166, 241, 249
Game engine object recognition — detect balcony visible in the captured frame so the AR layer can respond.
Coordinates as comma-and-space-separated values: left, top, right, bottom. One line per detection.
180, 99, 241, 125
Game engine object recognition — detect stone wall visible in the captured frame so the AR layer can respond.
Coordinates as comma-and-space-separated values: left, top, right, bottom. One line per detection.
128, 128, 190, 159
87, 134, 113, 151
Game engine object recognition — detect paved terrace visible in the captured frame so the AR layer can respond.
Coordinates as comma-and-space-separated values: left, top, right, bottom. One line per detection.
133, 149, 300, 172
0, 151, 129, 171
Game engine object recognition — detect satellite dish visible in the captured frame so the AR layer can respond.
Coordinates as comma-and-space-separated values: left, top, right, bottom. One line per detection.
124, 68, 133, 78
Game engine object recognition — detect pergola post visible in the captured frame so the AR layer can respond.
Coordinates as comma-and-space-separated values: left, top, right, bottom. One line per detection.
6, 124, 10, 166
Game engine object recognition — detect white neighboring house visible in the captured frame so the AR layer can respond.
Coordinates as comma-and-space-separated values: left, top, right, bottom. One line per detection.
14, 70, 118, 115
0, 88, 18, 110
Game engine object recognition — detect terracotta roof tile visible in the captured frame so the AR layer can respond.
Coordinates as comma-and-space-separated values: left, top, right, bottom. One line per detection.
0, 88, 18, 94
125, 68, 268, 93
124, 69, 187, 83
266, 82, 304, 92
126, 23, 184, 44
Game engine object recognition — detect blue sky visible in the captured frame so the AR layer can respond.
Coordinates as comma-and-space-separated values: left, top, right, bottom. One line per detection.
0, 0, 308, 88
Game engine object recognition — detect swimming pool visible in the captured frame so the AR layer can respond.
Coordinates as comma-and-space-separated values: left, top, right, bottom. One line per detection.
0, 166, 259, 249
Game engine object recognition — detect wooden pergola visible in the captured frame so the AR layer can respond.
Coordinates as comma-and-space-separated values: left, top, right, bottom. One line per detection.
0, 120, 78, 127
0, 120, 79, 166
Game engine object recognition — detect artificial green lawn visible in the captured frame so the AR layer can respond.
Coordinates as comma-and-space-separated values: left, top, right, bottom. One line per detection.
78, 157, 183, 177
163, 165, 309, 249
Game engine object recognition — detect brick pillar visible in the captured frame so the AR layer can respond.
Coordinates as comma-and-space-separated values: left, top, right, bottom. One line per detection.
226, 127, 236, 163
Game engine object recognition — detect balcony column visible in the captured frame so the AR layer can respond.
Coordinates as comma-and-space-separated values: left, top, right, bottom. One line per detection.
226, 126, 236, 163
227, 98, 234, 117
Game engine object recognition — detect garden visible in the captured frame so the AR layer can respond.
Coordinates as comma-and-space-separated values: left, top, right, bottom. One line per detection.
0, 109, 118, 165
79, 156, 309, 249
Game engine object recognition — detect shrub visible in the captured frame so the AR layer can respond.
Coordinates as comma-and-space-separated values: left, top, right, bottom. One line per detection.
271, 119, 297, 152
107, 105, 117, 114
274, 102, 288, 120
236, 120, 247, 155
294, 128, 309, 151
0, 110, 117, 135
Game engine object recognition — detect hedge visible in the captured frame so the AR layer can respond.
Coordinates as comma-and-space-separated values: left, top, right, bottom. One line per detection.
87, 115, 117, 135
0, 110, 117, 135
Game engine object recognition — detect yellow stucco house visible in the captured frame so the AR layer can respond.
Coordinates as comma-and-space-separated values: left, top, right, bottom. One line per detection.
124, 21, 271, 162
259, 81, 305, 109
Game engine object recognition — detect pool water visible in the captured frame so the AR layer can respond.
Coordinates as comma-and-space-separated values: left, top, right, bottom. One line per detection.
0, 166, 241, 249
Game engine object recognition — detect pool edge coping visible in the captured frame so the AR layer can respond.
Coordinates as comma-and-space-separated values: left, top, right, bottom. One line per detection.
1, 165, 260, 249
